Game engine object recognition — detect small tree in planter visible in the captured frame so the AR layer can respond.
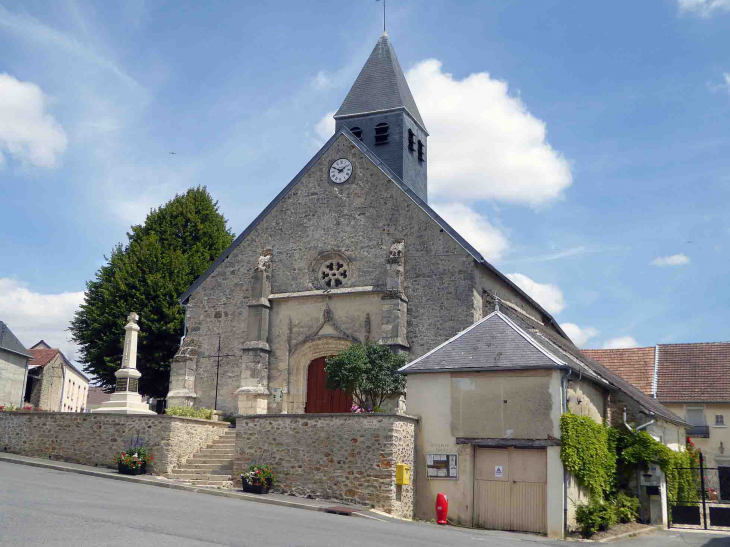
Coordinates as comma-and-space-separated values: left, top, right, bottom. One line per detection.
325, 343, 407, 412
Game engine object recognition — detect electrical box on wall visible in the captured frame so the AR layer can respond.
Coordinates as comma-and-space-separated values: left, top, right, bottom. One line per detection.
396, 463, 411, 485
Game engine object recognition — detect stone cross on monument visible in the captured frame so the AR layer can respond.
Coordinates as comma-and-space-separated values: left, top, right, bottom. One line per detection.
93, 312, 155, 415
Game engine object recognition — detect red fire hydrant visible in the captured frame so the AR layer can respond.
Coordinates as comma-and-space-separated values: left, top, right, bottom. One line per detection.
435, 492, 448, 525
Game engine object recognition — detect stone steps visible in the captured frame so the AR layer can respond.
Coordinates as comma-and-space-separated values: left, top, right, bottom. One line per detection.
172, 473, 233, 481
167, 429, 237, 488
197, 449, 236, 456
175, 463, 233, 470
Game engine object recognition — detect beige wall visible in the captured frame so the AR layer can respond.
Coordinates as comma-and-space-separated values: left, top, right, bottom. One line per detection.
450, 370, 555, 439
59, 366, 90, 413
566, 378, 606, 423
0, 349, 28, 407
665, 403, 727, 466
31, 356, 90, 412
407, 369, 570, 537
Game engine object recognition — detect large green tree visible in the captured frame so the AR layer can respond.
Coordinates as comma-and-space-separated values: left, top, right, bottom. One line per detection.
70, 187, 235, 397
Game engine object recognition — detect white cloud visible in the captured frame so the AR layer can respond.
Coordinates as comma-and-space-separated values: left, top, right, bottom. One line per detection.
560, 323, 599, 347
678, 0, 730, 16
312, 59, 572, 208
505, 273, 566, 314
602, 336, 640, 350
315, 111, 335, 143
0, 73, 67, 168
651, 253, 690, 267
313, 71, 332, 90
0, 278, 85, 364
406, 59, 573, 208
433, 202, 509, 262
724, 73, 730, 94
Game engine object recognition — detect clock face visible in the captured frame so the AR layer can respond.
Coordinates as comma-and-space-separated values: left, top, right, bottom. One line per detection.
329, 158, 353, 184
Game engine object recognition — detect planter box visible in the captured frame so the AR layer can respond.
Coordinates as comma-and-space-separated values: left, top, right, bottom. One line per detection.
118, 462, 146, 476
242, 478, 271, 495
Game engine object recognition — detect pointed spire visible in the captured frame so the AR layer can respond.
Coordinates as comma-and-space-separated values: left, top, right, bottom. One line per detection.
334, 34, 427, 133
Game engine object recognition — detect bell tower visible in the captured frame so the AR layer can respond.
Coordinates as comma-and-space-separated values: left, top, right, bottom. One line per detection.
333, 33, 429, 203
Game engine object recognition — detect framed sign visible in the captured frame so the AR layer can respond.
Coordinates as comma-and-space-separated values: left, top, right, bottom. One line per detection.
427, 453, 458, 479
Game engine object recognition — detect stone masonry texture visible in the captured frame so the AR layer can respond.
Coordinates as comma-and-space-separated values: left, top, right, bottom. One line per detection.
173, 134, 553, 415
234, 413, 417, 519
0, 412, 229, 474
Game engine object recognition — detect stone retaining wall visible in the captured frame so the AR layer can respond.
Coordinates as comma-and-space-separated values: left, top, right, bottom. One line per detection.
0, 412, 229, 474
235, 413, 417, 518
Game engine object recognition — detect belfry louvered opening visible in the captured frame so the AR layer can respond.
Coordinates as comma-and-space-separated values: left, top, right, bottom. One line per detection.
375, 123, 389, 145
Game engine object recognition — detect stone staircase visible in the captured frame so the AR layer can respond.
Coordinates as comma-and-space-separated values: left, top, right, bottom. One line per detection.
167, 429, 237, 487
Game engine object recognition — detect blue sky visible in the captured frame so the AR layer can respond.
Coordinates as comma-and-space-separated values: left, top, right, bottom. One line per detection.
1, 0, 728, 361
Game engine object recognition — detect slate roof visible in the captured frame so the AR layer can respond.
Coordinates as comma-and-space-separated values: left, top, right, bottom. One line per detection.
0, 321, 31, 358
400, 306, 687, 426
499, 307, 686, 426
582, 347, 656, 396
334, 33, 427, 133
400, 310, 566, 373
656, 343, 730, 403
86, 386, 112, 406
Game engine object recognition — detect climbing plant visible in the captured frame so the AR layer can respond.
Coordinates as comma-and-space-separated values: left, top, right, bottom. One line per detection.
560, 413, 617, 499
561, 413, 699, 505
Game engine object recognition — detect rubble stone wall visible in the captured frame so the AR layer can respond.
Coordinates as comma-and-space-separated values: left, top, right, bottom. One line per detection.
0, 412, 229, 474
235, 413, 417, 518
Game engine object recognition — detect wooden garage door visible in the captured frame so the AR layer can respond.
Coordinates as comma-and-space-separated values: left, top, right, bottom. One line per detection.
475, 448, 547, 534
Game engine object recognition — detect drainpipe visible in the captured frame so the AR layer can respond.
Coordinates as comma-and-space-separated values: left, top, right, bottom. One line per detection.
636, 412, 656, 432
561, 368, 573, 537
624, 407, 656, 433
19, 359, 29, 407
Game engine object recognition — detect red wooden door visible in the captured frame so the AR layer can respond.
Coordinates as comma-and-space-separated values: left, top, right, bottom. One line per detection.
305, 357, 352, 413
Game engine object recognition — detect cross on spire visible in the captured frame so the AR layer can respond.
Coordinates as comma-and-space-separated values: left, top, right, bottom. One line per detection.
376, 0, 386, 33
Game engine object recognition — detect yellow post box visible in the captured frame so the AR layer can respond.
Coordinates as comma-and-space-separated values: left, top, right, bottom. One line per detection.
396, 463, 411, 485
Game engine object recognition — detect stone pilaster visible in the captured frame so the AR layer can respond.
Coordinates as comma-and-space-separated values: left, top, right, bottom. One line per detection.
236, 250, 273, 414
166, 336, 198, 407
380, 239, 409, 352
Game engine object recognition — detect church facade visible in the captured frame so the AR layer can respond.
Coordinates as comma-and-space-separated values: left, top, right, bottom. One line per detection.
166, 34, 565, 416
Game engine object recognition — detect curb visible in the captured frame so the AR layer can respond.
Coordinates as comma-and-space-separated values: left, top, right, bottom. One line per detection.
0, 455, 360, 516
597, 525, 661, 543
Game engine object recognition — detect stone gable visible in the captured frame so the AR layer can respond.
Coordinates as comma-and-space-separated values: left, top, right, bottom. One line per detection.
169, 133, 552, 415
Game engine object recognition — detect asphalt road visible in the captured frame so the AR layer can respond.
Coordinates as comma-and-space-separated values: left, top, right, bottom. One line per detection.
1, 461, 728, 546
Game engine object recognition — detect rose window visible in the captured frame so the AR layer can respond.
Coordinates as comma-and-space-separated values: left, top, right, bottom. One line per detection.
320, 259, 349, 288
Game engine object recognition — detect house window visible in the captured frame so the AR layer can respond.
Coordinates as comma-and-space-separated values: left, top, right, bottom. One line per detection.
417, 140, 425, 163
374, 123, 389, 145
350, 126, 363, 141
408, 129, 415, 152
716, 415, 725, 426
686, 408, 706, 426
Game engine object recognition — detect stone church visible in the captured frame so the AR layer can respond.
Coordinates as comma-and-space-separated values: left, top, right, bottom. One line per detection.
167, 34, 567, 416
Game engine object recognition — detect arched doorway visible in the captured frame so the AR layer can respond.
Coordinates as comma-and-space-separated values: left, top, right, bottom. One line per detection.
304, 357, 352, 413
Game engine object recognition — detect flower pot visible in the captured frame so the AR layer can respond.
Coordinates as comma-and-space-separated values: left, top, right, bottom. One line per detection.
242, 478, 271, 494
118, 462, 146, 476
